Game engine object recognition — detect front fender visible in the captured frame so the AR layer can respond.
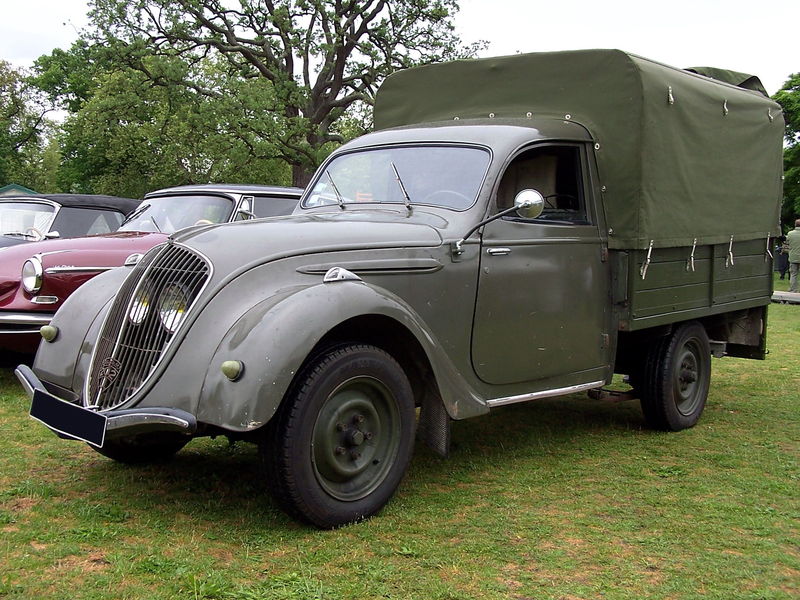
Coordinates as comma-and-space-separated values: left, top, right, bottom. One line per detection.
197, 278, 486, 432
33, 267, 130, 394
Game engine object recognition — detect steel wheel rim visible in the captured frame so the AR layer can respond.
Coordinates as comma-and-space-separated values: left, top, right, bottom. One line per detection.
311, 376, 401, 502
674, 339, 703, 416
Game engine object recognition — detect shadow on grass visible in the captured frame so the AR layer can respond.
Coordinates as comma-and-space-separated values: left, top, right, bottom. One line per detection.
70, 391, 650, 533
0, 349, 34, 369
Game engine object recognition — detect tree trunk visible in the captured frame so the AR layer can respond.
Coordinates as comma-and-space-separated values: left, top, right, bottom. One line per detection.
292, 164, 313, 188
291, 130, 325, 188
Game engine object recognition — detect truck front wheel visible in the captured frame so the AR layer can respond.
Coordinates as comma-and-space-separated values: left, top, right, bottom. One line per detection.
262, 344, 416, 528
639, 321, 711, 431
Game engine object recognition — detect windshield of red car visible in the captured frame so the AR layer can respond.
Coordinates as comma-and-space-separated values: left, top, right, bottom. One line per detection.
119, 195, 234, 234
51, 207, 126, 237
0, 202, 55, 238
303, 145, 490, 210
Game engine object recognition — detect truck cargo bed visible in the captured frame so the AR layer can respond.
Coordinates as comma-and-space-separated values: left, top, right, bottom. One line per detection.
617, 237, 772, 331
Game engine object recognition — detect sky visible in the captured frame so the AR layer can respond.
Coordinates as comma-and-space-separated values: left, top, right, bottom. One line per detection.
1, 0, 797, 95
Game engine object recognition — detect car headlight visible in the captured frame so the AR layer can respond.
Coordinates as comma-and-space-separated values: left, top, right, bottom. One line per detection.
157, 283, 189, 333
128, 287, 151, 325
21, 257, 43, 294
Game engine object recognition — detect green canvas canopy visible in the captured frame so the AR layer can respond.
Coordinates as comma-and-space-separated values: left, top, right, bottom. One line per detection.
374, 49, 784, 250
684, 66, 769, 96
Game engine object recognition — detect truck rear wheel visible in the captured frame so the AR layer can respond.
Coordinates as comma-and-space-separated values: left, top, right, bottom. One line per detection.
262, 344, 416, 528
639, 321, 711, 431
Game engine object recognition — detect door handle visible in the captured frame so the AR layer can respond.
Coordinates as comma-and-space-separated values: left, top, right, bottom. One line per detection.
487, 247, 511, 256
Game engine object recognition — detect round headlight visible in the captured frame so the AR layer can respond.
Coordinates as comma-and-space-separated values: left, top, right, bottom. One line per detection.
22, 257, 43, 294
158, 283, 189, 333
128, 287, 150, 325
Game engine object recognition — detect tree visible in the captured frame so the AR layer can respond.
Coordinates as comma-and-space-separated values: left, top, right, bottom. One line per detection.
774, 73, 800, 230
0, 61, 52, 188
88, 0, 483, 186
33, 40, 104, 114
32, 41, 295, 195
43, 51, 292, 196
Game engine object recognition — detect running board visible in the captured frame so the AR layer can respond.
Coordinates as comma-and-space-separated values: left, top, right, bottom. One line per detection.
486, 380, 606, 408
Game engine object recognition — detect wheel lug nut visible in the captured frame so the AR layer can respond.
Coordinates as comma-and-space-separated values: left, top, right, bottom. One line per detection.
334, 446, 346, 456
350, 450, 361, 460
335, 422, 345, 432
353, 414, 365, 424
364, 432, 373, 440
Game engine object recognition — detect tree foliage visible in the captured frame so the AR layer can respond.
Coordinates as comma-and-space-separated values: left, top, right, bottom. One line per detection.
33, 43, 292, 196
87, 0, 483, 185
774, 73, 800, 228
0, 61, 53, 189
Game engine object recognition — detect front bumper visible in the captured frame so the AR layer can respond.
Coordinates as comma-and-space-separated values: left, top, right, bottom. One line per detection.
15, 364, 197, 447
0, 311, 53, 334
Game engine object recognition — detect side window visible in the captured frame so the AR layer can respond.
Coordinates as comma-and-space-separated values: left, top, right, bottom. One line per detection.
497, 145, 588, 224
86, 210, 124, 234
251, 195, 300, 218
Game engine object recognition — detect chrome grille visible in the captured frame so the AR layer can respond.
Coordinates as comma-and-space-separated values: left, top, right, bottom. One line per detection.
86, 243, 210, 410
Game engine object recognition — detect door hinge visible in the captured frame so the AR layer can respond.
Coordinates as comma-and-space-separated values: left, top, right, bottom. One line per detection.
601, 333, 610, 349
600, 246, 608, 262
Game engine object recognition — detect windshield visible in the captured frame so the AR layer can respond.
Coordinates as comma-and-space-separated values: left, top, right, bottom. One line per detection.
0, 202, 55, 238
51, 207, 125, 237
120, 195, 234, 234
303, 146, 490, 210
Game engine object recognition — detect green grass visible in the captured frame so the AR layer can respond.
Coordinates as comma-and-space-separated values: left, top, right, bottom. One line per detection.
774, 270, 792, 293
1, 305, 798, 599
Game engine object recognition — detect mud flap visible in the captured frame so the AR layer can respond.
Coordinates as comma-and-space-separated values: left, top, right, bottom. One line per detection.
417, 388, 451, 458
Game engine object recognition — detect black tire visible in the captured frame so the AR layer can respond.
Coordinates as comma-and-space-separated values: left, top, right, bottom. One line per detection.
93, 433, 189, 464
639, 321, 711, 431
262, 344, 416, 528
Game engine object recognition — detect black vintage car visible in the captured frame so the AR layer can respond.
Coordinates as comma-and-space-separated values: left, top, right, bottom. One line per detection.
0, 194, 139, 248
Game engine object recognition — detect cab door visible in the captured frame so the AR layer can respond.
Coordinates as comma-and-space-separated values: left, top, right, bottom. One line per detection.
470, 144, 610, 386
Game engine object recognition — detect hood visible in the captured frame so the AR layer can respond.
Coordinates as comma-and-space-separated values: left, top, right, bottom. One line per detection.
0, 235, 29, 249
173, 211, 444, 275
0, 231, 168, 282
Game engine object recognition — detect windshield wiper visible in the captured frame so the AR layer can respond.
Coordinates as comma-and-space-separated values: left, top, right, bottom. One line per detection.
120, 203, 150, 226
3, 231, 35, 238
149, 216, 162, 232
390, 162, 413, 214
326, 171, 345, 210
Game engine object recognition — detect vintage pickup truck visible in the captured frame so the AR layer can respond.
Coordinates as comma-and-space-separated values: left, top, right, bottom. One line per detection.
17, 50, 784, 528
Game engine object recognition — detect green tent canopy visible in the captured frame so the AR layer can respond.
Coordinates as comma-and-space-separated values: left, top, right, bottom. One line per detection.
374, 49, 784, 250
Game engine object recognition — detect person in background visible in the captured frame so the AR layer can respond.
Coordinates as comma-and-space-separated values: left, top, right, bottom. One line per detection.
775, 236, 789, 280
787, 219, 800, 293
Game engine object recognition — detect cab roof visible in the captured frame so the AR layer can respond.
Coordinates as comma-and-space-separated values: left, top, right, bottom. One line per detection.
147, 184, 304, 198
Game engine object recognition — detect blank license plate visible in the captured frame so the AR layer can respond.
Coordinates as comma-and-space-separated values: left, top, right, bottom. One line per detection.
30, 389, 107, 447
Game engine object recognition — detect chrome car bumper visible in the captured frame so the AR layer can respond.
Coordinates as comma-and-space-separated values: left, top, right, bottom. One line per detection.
0, 312, 53, 334
15, 364, 197, 447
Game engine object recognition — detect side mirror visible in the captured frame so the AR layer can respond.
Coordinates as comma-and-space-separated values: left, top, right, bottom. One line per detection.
44, 231, 60, 239
452, 188, 546, 256
514, 189, 544, 219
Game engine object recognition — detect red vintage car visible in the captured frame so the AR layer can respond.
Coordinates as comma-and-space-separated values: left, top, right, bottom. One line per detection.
0, 184, 302, 354
0, 194, 139, 248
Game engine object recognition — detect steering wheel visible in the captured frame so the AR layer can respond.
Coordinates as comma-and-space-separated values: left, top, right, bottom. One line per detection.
25, 227, 44, 240
422, 190, 471, 207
